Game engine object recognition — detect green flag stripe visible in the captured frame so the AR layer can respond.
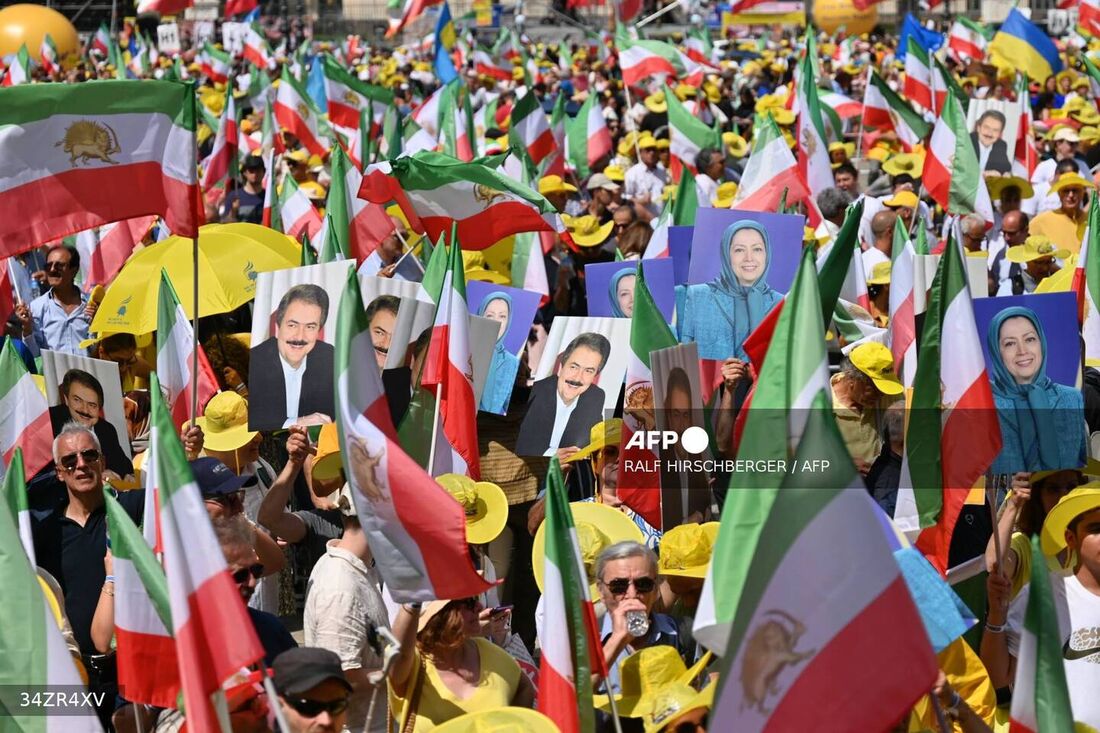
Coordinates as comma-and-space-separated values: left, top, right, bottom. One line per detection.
1024, 534, 1076, 730
148, 372, 197, 502
0, 79, 196, 129
631, 264, 677, 369
105, 492, 173, 630
391, 152, 556, 213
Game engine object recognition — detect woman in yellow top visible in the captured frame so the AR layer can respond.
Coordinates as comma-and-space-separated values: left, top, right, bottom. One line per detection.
388, 597, 535, 732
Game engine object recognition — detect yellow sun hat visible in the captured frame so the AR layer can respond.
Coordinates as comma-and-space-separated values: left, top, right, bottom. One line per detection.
656, 138, 671, 150
657, 522, 719, 578
769, 108, 795, 126
570, 214, 614, 247
618, 130, 639, 157
192, 391, 258, 452
310, 423, 344, 485
712, 181, 738, 208
1040, 485, 1100, 559
604, 164, 626, 182
638, 133, 659, 150
881, 152, 924, 178
594, 647, 713, 716
434, 708, 559, 733
1007, 235, 1070, 263
828, 141, 855, 158
532, 501, 644, 601
640, 682, 716, 733
986, 175, 1035, 200
436, 473, 508, 545
1050, 171, 1094, 195
721, 131, 748, 158
644, 90, 668, 114
566, 418, 623, 462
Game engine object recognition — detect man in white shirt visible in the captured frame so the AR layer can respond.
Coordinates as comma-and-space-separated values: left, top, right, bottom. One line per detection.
624, 134, 668, 220
693, 148, 725, 208
862, 210, 896, 279
357, 216, 409, 279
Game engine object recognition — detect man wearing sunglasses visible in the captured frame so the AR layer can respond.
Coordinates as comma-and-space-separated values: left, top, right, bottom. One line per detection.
21, 245, 97, 356
272, 647, 353, 733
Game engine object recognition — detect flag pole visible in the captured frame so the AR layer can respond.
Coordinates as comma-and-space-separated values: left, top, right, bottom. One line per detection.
855, 73, 869, 161
635, 0, 682, 29
258, 660, 291, 733
191, 235, 200, 424
427, 382, 442, 476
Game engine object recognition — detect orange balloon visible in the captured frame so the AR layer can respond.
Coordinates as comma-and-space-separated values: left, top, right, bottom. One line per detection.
811, 0, 878, 36
0, 4, 80, 60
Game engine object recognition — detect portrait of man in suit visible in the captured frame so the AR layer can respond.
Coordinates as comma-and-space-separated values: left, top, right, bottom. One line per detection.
516, 331, 611, 457
970, 109, 1012, 176
49, 368, 133, 480
248, 283, 335, 430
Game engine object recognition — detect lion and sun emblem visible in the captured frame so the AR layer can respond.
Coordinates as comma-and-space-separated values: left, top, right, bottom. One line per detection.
57, 120, 121, 166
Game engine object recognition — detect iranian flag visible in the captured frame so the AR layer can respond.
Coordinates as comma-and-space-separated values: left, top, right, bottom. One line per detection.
201, 87, 239, 191
511, 231, 550, 304
617, 264, 677, 531
387, 0, 444, 38
150, 371, 265, 733
924, 90, 995, 225
542, 93, 568, 177
948, 18, 990, 62
903, 37, 933, 111
91, 24, 111, 56
473, 49, 511, 81
156, 270, 218, 428
274, 68, 332, 157
412, 84, 446, 138
242, 24, 274, 70
39, 34, 59, 76
1009, 536, 1076, 733
1013, 73, 1039, 180
731, 116, 814, 221
278, 174, 324, 241
564, 94, 612, 178
199, 43, 231, 84
261, 150, 279, 228
643, 205, 672, 259
439, 82, 475, 162
617, 34, 702, 86
3, 448, 34, 564
817, 90, 862, 119
329, 145, 397, 264
2, 44, 32, 86
684, 27, 714, 65
73, 214, 157, 293
538, 457, 608, 733
1084, 0, 1100, 37
796, 50, 833, 196
1077, 195, 1100, 362
665, 83, 720, 168
510, 91, 555, 166
334, 264, 494, 600
420, 240, 480, 478
0, 341, 53, 477
359, 151, 564, 249
889, 218, 918, 387
136, 0, 194, 14
0, 468, 101, 733
904, 234, 1001, 574
863, 71, 931, 152
322, 55, 392, 131
0, 80, 201, 253
105, 492, 180, 709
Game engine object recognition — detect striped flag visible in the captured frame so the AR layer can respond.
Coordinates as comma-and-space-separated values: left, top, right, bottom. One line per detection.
105, 492, 180, 708
862, 71, 931, 152
242, 23, 274, 70
564, 94, 612, 178
199, 43, 231, 84
0, 467, 101, 733
948, 18, 991, 62
411, 83, 446, 138
537, 457, 607, 733
904, 37, 933, 111
420, 240, 480, 478
0, 341, 53, 478
334, 263, 494, 600
816, 89, 862, 119
73, 215, 157, 293
643, 205, 672, 260
321, 55, 392, 131
1013, 73, 1039, 180
439, 81, 475, 162
924, 90, 995, 225
683, 27, 714, 65
156, 270, 218, 428
1008, 535, 1075, 733
888, 218, 918, 387
511, 231, 550, 304
472, 49, 511, 82
39, 33, 59, 76
0, 80, 201, 253
387, 0, 444, 39
91, 24, 111, 57
1083, 0, 1100, 37
2, 448, 33, 564
278, 175, 324, 241
906, 233, 1001, 574
617, 33, 702, 86
1077, 195, 1100, 362
150, 371, 265, 732
261, 150, 280, 229
731, 115, 814, 219
510, 92, 555, 166
796, 41, 833, 197
664, 83, 720, 168
274, 68, 332, 157
542, 93, 568, 177
1, 44, 32, 86
201, 86, 239, 191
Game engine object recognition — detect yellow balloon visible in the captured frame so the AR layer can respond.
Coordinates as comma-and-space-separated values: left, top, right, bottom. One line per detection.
0, 4, 79, 60
811, 0, 878, 36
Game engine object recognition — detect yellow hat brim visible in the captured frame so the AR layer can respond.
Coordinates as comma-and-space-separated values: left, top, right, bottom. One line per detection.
1041, 486, 1100, 557
572, 220, 615, 247
191, 418, 257, 452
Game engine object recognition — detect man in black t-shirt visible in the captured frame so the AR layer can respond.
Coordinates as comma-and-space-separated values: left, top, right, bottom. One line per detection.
222, 154, 267, 224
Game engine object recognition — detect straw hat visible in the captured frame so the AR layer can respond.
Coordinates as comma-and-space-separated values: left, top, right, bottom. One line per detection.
1040, 485, 1100, 558
310, 423, 343, 484
644, 91, 668, 114
570, 214, 614, 248
193, 391, 258, 452
1007, 235, 1070, 264
434, 708, 559, 733
721, 131, 748, 158
657, 523, 718, 578
532, 501, 644, 600
436, 473, 508, 545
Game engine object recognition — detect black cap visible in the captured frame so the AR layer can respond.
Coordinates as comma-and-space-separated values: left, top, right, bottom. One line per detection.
188, 457, 257, 497
272, 647, 352, 696
241, 154, 266, 171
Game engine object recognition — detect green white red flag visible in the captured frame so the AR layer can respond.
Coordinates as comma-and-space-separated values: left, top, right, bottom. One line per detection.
923, 90, 995, 225
664, 83, 721, 168
903, 37, 933, 111
321, 54, 392, 131
511, 231, 550, 303
1076, 195, 1100, 366
156, 269, 218, 428
564, 94, 612, 178
1, 44, 32, 86
274, 67, 331, 157
888, 218, 918, 387
73, 214, 157, 293
261, 149, 280, 229
510, 91, 556, 167
199, 43, 231, 85
543, 93, 568, 177
334, 264, 494, 600
39, 33, 59, 76
278, 174, 323, 242
150, 371, 265, 733
642, 205, 672, 260
2, 448, 33, 564
616, 32, 703, 86
731, 115, 817, 225
796, 42, 834, 196
0, 340, 53, 477
201, 86, 239, 191
862, 71, 931, 152
242, 23, 274, 70
948, 18, 991, 62
0, 80, 201, 253
439, 81, 476, 162
538, 457, 607, 733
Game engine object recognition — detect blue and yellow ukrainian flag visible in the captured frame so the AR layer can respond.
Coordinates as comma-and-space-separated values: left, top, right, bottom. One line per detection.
989, 8, 1063, 82
434, 2, 458, 84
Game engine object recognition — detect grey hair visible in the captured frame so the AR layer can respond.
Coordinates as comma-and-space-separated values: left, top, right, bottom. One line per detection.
595, 540, 659, 583
839, 357, 873, 390
694, 148, 721, 173
52, 421, 102, 463
962, 213, 986, 235
212, 513, 254, 550
816, 187, 853, 221
883, 401, 906, 446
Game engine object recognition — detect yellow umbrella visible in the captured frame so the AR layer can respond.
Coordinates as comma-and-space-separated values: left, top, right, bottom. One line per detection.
90, 224, 299, 335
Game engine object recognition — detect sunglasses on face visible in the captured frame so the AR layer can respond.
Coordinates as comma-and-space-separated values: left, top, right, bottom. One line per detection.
602, 577, 657, 596
59, 449, 101, 471
285, 696, 349, 718
452, 597, 479, 611
231, 563, 264, 584
204, 489, 245, 508
45, 261, 73, 272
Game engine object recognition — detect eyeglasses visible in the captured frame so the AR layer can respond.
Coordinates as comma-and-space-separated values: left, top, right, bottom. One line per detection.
602, 577, 657, 596
452, 597, 479, 611
45, 261, 73, 272
58, 449, 101, 471
231, 563, 264, 584
285, 696, 349, 718
204, 489, 245, 508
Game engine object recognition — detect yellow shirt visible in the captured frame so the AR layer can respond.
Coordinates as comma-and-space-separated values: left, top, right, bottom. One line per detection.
1029, 208, 1088, 255
388, 638, 521, 732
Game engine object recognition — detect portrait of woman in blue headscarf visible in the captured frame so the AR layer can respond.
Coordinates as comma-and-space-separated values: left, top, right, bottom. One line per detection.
678, 220, 782, 360
608, 269, 637, 318
987, 306, 1086, 473
477, 291, 522, 415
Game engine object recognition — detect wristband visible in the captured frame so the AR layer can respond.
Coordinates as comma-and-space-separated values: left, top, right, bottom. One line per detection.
104, 575, 115, 584
404, 602, 422, 613
984, 621, 1006, 633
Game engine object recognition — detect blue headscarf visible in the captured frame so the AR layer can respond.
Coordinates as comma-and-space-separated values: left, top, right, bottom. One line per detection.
608, 268, 637, 318
709, 220, 778, 351
986, 306, 1060, 469
478, 291, 512, 346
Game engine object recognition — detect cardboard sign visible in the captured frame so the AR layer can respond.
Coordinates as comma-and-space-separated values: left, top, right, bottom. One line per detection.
157, 23, 181, 54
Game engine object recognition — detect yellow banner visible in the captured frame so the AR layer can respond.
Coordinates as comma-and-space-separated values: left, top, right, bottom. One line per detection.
473, 0, 493, 26
721, 9, 805, 30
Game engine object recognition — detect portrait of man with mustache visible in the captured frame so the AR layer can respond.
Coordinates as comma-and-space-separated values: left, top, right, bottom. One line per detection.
249, 283, 336, 430
49, 368, 133, 480
516, 331, 611, 458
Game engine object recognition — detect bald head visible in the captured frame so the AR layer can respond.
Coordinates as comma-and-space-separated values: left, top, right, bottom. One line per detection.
870, 210, 897, 254
1001, 210, 1029, 247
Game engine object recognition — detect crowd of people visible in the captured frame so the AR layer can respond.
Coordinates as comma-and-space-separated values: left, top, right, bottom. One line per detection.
8, 7, 1100, 733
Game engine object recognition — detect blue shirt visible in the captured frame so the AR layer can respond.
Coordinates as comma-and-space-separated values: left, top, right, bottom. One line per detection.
29, 289, 91, 356
599, 611, 683, 695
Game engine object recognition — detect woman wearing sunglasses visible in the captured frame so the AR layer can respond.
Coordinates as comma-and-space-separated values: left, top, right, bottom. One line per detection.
387, 595, 535, 731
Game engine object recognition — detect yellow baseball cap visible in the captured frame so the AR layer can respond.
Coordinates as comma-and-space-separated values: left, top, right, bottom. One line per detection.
538, 175, 578, 195
849, 342, 903, 395
883, 190, 919, 208
867, 260, 892, 286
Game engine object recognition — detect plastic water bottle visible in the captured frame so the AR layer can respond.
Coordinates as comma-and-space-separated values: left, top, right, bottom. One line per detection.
625, 610, 649, 638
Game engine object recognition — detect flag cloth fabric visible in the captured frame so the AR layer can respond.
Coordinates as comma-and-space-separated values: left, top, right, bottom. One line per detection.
73, 215, 157, 293
360, 152, 564, 249
889, 218, 918, 388
278, 174, 324, 241
0, 80, 201, 253
156, 270, 218, 428
903, 37, 933, 111
472, 49, 511, 82
1083, 0, 1100, 37
3, 448, 34, 564
1078, 195, 1100, 363
199, 43, 231, 85
899, 13, 945, 59
730, 115, 813, 217
616, 33, 702, 86
420, 240, 480, 478
664, 83, 721, 168
511, 231, 550, 303
0, 341, 53, 478
1013, 73, 1040, 180
387, 0, 444, 38
150, 371, 265, 733
542, 93, 568, 177
1, 44, 32, 86
201, 86, 239, 191
91, 25, 111, 56
537, 457, 607, 733
242, 23, 274, 70
274, 68, 332, 157
262, 150, 280, 229
105, 492, 180, 709
923, 90, 995, 225
816, 89, 862, 119
948, 18, 991, 62
334, 264, 495, 601
684, 27, 714, 65
863, 70, 932, 152
39, 33, 59, 76
671, 168, 698, 226
330, 145, 396, 264
438, 81, 475, 162
564, 94, 612, 178
905, 235, 1001, 575
137, 0, 194, 15
989, 8, 1063, 82
321, 55, 393, 131
510, 92, 555, 167
1008, 535, 1075, 733
0, 472, 101, 733
796, 41, 834, 197
617, 264, 678, 531
225, 0, 258, 16
433, 2, 459, 84
643, 205, 672, 260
